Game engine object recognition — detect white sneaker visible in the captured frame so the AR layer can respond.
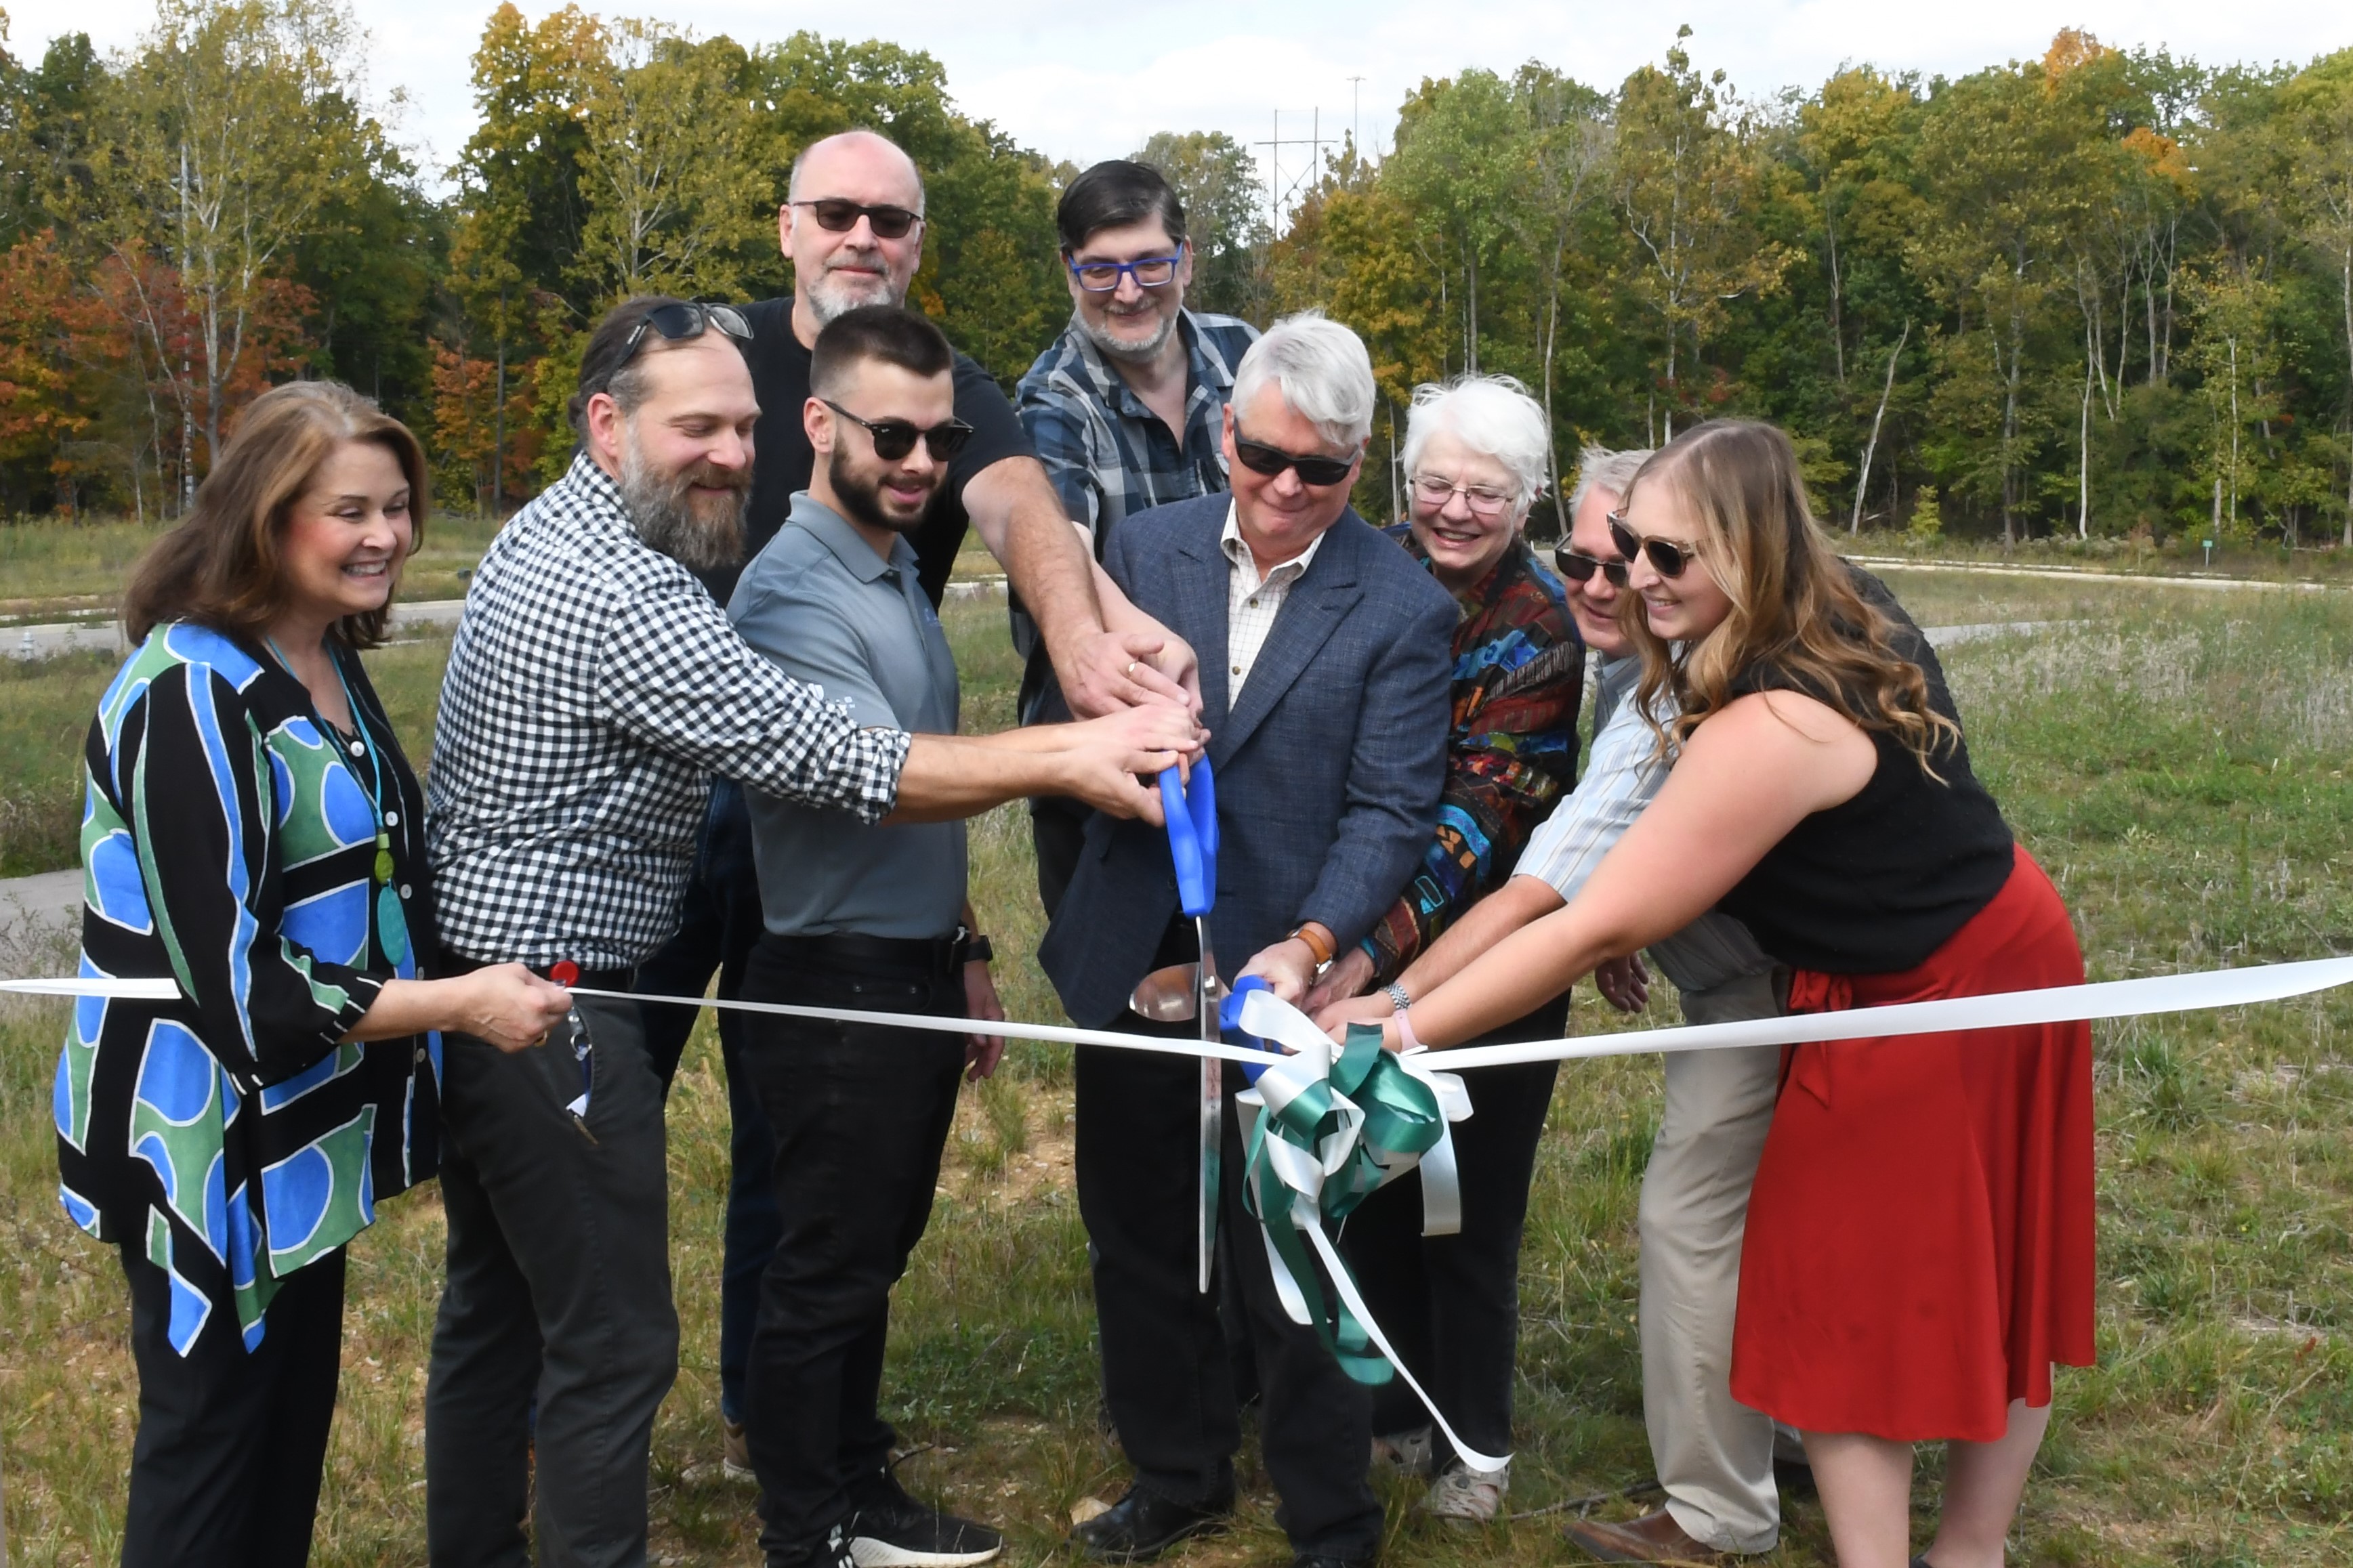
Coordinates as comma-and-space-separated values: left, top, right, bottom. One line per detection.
1420, 1458, 1507, 1522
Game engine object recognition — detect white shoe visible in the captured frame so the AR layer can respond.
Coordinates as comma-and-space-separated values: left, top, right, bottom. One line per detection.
1419, 1458, 1507, 1522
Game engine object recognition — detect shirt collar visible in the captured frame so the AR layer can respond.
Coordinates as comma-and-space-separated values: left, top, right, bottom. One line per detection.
1220, 499, 1326, 582
1064, 308, 1226, 423
787, 490, 914, 585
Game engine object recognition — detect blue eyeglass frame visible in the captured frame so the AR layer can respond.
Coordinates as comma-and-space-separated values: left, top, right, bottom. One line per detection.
1065, 241, 1188, 293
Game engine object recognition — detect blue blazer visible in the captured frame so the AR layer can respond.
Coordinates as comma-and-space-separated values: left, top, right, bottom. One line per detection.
1040, 492, 1457, 1027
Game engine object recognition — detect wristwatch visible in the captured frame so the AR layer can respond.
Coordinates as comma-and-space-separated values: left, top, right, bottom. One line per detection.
1385, 982, 1412, 1014
1287, 923, 1336, 969
962, 934, 995, 965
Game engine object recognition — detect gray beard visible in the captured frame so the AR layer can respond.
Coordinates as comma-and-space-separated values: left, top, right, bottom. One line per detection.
619, 439, 747, 572
1079, 305, 1178, 364
805, 265, 902, 328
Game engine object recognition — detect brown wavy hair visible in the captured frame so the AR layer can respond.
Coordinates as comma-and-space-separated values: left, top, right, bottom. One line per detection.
1624, 419, 1957, 772
123, 381, 428, 649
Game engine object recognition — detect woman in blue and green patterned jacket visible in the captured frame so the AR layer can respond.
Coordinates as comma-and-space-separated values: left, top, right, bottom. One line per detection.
58, 381, 572, 1568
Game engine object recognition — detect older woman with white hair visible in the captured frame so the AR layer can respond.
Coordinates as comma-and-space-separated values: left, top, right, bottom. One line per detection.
1302, 373, 1585, 1520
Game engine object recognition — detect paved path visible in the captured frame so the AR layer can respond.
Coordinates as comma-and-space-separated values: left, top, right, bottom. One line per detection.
7, 582, 1011, 662
1850, 555, 2332, 593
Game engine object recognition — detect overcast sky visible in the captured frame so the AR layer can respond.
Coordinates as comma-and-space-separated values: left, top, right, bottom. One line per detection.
6, 0, 2348, 197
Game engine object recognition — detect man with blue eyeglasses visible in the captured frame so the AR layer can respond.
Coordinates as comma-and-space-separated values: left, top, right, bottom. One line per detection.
1016, 159, 1259, 916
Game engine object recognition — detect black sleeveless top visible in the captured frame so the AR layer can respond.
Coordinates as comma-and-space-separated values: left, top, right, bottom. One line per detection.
1715, 568, 2014, 975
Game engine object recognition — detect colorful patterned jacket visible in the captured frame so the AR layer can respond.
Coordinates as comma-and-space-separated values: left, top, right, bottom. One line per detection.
56, 622, 439, 1355
1361, 531, 1585, 982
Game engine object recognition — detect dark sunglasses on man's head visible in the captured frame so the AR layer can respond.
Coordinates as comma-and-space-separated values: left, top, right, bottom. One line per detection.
822, 400, 974, 462
792, 198, 923, 240
1609, 513, 1701, 578
1552, 543, 1630, 588
621, 301, 752, 362
1232, 437, 1356, 488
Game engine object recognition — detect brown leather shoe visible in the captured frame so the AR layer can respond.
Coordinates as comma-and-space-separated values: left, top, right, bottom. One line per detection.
1562, 1509, 1732, 1565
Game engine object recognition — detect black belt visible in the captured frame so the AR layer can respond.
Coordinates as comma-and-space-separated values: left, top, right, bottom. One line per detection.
436, 949, 632, 992
758, 929, 969, 978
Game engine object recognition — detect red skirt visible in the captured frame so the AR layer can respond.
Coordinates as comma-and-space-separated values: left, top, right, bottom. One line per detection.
1728, 845, 2096, 1441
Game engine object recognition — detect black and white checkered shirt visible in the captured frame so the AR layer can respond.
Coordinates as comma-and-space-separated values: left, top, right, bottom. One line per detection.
425, 453, 910, 969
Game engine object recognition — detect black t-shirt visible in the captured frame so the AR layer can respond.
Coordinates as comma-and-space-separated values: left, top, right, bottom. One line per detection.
690, 297, 1035, 610
1715, 566, 2016, 975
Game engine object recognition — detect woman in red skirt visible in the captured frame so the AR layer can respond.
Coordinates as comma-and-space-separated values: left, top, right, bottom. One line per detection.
1354, 419, 2094, 1568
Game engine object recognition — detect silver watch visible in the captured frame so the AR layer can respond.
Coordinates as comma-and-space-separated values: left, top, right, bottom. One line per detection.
1385, 982, 1412, 1014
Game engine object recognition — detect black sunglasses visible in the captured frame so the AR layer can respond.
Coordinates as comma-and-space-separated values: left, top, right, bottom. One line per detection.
823, 400, 974, 462
1552, 543, 1630, 588
792, 198, 924, 240
621, 301, 752, 363
1609, 513, 1701, 578
1233, 436, 1356, 488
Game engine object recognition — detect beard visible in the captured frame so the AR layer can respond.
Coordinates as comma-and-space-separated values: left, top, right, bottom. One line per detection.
828, 443, 940, 536
804, 252, 904, 328
1078, 301, 1178, 364
618, 431, 749, 571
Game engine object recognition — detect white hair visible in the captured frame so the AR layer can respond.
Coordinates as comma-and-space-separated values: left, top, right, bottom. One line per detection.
1230, 311, 1375, 449
1399, 375, 1551, 513
1568, 444, 1652, 515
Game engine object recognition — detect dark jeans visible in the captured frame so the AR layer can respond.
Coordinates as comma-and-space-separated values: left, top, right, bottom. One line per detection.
1340, 996, 1568, 1462
737, 934, 970, 1556
637, 777, 780, 1423
1077, 1025, 1382, 1559
425, 993, 680, 1568
119, 1245, 345, 1568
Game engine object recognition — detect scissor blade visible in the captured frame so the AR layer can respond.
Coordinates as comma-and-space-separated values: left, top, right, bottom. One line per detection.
1197, 917, 1222, 1293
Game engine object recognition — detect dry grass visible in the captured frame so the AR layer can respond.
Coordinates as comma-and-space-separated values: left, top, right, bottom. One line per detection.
3, 584, 2352, 1565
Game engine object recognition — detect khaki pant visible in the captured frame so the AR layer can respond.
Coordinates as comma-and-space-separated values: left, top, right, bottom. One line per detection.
1640, 972, 1785, 1555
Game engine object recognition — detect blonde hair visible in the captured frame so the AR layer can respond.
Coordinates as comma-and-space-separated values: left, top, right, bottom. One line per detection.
1625, 419, 1957, 771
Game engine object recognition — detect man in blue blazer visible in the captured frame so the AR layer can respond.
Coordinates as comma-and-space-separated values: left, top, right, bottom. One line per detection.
1041, 314, 1455, 1568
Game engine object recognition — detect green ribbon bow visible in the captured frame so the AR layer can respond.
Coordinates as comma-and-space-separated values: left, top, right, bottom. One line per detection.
1240, 1022, 1448, 1384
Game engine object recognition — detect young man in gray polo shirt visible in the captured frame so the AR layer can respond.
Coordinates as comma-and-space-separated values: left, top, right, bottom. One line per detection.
725, 305, 1009, 1568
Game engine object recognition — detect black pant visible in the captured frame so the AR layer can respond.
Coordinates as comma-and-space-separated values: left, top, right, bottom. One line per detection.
737, 935, 970, 1557
425, 994, 680, 1568
1077, 1028, 1383, 1559
1339, 996, 1568, 1462
119, 1244, 346, 1568
636, 777, 781, 1423
1028, 794, 1089, 920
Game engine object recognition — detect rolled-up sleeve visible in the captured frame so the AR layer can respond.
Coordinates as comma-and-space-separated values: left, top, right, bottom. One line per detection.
594, 577, 909, 823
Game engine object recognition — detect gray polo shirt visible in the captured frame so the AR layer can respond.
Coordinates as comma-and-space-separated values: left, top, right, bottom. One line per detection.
728, 492, 965, 938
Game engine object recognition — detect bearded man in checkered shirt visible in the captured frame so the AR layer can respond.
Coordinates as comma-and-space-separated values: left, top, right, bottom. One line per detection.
420, 295, 1201, 1568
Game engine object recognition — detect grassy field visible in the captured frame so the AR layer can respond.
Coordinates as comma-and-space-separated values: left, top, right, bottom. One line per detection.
3, 557, 2353, 1564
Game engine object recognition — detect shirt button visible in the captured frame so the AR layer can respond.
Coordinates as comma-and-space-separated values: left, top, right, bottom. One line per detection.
1230, 664, 1241, 675
348, 740, 365, 757
399, 884, 413, 899
415, 1045, 428, 1064
383, 810, 398, 826
1247, 597, 1259, 608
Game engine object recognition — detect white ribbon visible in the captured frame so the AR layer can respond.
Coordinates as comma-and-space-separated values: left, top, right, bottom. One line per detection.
22, 952, 2352, 1476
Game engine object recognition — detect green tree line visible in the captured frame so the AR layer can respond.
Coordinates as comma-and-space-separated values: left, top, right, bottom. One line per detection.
4, 3, 2351, 547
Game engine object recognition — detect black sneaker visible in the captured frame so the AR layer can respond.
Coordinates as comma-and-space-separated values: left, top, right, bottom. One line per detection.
769, 1523, 858, 1568
849, 1474, 1003, 1568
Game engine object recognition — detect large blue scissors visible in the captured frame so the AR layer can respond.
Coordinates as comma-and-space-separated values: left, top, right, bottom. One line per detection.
1159, 757, 1224, 1294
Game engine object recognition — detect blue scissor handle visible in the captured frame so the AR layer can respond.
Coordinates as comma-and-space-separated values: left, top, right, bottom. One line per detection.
1158, 756, 1217, 918
1220, 974, 1277, 1084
